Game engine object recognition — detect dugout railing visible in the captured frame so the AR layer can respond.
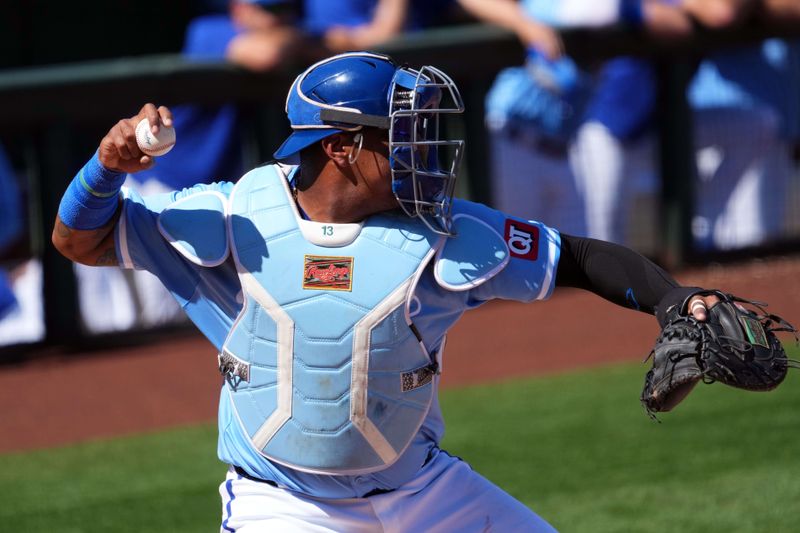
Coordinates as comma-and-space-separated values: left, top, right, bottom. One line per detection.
0, 21, 797, 353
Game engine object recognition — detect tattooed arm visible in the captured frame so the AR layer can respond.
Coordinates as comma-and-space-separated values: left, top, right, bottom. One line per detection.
51, 103, 173, 267
52, 209, 121, 266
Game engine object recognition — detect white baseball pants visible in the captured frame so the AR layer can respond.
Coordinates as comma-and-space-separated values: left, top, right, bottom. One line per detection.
219, 450, 557, 532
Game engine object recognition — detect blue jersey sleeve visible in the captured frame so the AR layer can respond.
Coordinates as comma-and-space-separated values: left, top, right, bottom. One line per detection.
115, 181, 242, 349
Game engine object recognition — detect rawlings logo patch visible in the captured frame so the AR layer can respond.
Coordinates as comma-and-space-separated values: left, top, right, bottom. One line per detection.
303, 255, 353, 291
504, 219, 539, 261
739, 315, 768, 348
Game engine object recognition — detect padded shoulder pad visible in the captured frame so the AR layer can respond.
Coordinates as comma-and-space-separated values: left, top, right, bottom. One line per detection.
434, 214, 509, 291
157, 191, 229, 267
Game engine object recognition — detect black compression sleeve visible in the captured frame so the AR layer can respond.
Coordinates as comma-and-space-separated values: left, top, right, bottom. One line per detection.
555, 233, 698, 319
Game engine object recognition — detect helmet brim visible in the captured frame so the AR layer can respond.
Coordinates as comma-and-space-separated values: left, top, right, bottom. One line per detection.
273, 128, 344, 161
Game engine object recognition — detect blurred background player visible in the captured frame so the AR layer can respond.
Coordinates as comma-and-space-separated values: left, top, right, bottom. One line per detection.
0, 144, 44, 345
685, 0, 800, 250
689, 38, 799, 250
471, 0, 669, 245
566, 0, 755, 247
132, 0, 302, 193
0, 145, 23, 323
306, 0, 455, 52
465, 0, 588, 237
469, 0, 799, 253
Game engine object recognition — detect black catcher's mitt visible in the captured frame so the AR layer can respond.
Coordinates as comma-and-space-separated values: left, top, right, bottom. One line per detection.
641, 290, 798, 418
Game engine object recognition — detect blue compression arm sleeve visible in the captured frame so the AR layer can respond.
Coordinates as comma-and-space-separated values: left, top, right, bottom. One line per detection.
58, 152, 126, 230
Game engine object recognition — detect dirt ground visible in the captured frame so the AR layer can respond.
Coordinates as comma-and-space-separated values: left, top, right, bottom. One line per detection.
1, 256, 798, 453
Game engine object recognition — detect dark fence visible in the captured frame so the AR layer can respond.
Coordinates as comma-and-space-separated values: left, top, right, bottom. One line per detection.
0, 22, 797, 354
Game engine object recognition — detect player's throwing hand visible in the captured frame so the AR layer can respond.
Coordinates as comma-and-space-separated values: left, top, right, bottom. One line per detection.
98, 103, 173, 174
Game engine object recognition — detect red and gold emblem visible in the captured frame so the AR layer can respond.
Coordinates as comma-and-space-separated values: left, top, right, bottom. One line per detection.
303, 255, 354, 291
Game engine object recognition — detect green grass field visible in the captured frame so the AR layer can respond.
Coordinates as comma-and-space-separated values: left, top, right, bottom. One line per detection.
2, 352, 798, 533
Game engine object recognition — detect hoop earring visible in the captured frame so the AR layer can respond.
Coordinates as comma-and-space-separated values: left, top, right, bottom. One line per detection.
348, 133, 364, 165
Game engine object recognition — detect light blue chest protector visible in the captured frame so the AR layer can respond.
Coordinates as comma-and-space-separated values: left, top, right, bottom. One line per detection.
156, 165, 514, 479
221, 166, 442, 474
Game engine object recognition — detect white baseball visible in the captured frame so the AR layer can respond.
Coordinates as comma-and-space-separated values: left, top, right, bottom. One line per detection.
135, 118, 176, 157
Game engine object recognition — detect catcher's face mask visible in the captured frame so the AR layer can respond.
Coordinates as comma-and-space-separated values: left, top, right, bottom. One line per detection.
388, 66, 465, 236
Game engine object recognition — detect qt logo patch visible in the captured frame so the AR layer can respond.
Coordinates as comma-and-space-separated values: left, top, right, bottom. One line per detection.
303, 255, 354, 291
504, 219, 539, 261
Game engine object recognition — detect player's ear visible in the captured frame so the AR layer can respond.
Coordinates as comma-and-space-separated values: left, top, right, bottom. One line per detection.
320, 133, 350, 166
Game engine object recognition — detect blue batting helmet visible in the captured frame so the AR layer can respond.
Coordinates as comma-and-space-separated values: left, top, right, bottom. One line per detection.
274, 52, 465, 236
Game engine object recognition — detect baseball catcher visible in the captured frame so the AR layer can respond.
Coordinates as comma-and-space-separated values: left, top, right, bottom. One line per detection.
51, 50, 796, 531
641, 290, 798, 418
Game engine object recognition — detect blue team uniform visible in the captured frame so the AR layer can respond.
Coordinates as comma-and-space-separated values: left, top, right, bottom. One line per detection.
689, 39, 800, 140
115, 163, 561, 499
0, 145, 23, 319
687, 39, 799, 249
302, 0, 452, 35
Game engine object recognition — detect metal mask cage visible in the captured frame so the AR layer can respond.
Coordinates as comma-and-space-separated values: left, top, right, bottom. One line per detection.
389, 65, 465, 236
